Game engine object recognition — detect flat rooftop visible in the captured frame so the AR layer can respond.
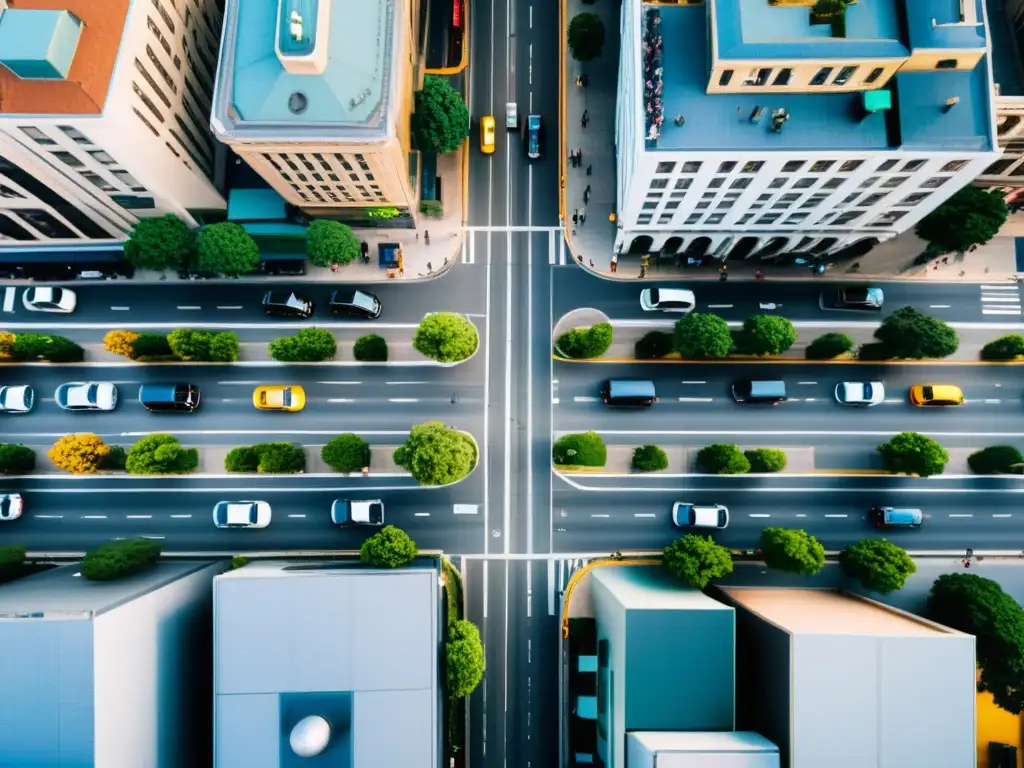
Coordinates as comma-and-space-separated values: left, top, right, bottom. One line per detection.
986, 0, 1024, 97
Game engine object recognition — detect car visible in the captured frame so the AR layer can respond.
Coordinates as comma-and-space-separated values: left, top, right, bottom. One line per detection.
505, 102, 519, 130
827, 286, 883, 310
527, 114, 542, 159
328, 289, 381, 319
262, 291, 314, 318
0, 385, 34, 413
138, 383, 201, 413
22, 286, 77, 313
212, 501, 271, 529
870, 507, 922, 528
640, 287, 695, 313
672, 502, 729, 529
253, 384, 305, 412
909, 384, 964, 407
834, 381, 884, 406
55, 382, 118, 411
331, 499, 385, 527
480, 115, 496, 154
0, 494, 23, 521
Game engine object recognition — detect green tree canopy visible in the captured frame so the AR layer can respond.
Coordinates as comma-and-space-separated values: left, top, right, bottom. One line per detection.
360, 525, 418, 568
354, 334, 388, 362
632, 444, 668, 472
196, 223, 260, 275
166, 329, 240, 362
663, 534, 734, 589
394, 422, 477, 486
11, 333, 84, 363
81, 538, 162, 581
553, 432, 607, 467
268, 327, 337, 362
877, 431, 949, 477
123, 214, 196, 271
872, 306, 959, 359
321, 434, 371, 472
411, 75, 470, 154
927, 573, 1024, 713
125, 434, 198, 475
968, 445, 1024, 475
981, 333, 1024, 361
916, 185, 1008, 256
759, 527, 825, 575
556, 322, 613, 359
734, 314, 797, 356
695, 443, 750, 474
568, 12, 606, 62
224, 442, 306, 473
838, 539, 916, 594
674, 313, 733, 358
806, 332, 854, 360
305, 219, 360, 267
446, 619, 485, 699
414, 313, 479, 363
0, 444, 35, 475
744, 448, 787, 473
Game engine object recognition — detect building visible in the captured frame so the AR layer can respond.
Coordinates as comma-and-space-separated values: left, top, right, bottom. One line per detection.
615, 0, 1001, 263
0, 559, 227, 768
0, 0, 226, 255
626, 731, 781, 768
211, 0, 425, 225
719, 587, 976, 768
213, 560, 444, 768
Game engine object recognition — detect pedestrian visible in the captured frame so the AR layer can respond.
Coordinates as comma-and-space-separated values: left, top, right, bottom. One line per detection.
610, 260, 617, 273
754, 268, 763, 280
585, 184, 591, 197
415, 232, 419, 242
719, 263, 729, 282
572, 209, 579, 225
426, 261, 433, 273
580, 210, 587, 226
589, 259, 594, 268
577, 149, 583, 165
577, 255, 583, 264
639, 266, 646, 278
970, 244, 978, 253
576, 75, 583, 87
583, 189, 590, 205
424, 230, 430, 245
582, 74, 589, 87
586, 164, 592, 176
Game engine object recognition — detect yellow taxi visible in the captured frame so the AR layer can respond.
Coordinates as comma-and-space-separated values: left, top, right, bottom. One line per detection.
253, 385, 306, 412
480, 115, 496, 154
909, 384, 964, 407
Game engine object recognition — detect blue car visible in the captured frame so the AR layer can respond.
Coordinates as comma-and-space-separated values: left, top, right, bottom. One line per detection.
527, 114, 542, 159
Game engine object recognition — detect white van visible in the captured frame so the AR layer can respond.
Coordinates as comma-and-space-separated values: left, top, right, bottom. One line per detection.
672, 502, 729, 529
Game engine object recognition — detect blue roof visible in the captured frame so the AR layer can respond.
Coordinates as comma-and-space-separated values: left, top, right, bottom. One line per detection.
228, 188, 289, 221
905, 0, 986, 50
0, 9, 83, 80
986, 0, 1024, 96
895, 64, 994, 151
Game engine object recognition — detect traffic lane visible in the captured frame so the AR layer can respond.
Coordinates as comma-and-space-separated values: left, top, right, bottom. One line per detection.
34, 323, 441, 346
518, 0, 559, 227
555, 471, 1024, 491
465, 558, 487, 768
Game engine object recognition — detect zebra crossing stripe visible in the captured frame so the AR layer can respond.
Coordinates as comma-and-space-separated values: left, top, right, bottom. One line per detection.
2, 287, 15, 313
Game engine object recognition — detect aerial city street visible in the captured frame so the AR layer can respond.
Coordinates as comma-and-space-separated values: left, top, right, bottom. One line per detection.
2, 0, 1024, 766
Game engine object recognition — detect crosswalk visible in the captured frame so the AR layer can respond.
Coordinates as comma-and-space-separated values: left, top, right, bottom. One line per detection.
979, 283, 1022, 316
2, 287, 15, 313
459, 226, 566, 265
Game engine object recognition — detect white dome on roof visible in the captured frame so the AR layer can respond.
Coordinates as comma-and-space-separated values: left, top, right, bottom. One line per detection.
290, 715, 330, 757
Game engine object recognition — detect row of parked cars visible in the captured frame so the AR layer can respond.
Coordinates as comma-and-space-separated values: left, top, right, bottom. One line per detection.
0, 383, 311, 413
637, 286, 884, 313
674, 503, 922, 530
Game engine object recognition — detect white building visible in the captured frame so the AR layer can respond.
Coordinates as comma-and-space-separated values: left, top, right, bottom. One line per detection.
0, 0, 225, 249
615, 0, 1002, 262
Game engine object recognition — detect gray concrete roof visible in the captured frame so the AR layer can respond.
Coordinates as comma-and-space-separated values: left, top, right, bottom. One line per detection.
627, 731, 779, 768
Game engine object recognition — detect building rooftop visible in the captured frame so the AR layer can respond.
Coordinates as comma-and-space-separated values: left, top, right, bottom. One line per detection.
0, 0, 127, 115
905, 0, 987, 50
627, 731, 779, 768
986, 0, 1024, 97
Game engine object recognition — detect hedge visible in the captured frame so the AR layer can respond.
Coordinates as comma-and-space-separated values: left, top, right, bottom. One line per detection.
806, 332, 853, 360
553, 432, 607, 467
225, 442, 306, 473
81, 538, 162, 581
695, 444, 750, 474
556, 323, 613, 359
968, 445, 1024, 475
981, 334, 1024, 361
744, 448, 787, 473
321, 434, 371, 472
634, 330, 674, 359
354, 334, 388, 362
632, 444, 668, 472
0, 444, 35, 475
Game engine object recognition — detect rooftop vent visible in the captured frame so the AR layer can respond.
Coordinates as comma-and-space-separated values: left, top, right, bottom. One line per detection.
0, 8, 83, 81
290, 715, 331, 757
288, 92, 309, 115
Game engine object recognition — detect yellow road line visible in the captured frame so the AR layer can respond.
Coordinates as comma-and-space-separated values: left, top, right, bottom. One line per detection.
552, 355, 1019, 366
425, 1, 469, 75
562, 558, 660, 638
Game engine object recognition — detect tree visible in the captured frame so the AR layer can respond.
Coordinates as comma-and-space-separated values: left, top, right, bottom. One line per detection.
0, 544, 26, 580
634, 330, 674, 359
872, 306, 959, 359
0, 444, 35, 475
674, 313, 732, 358
354, 333, 388, 362
411, 75, 470, 154
968, 445, 1024, 475
125, 434, 198, 475
877, 432, 949, 477
556, 323, 613, 359
446, 619, 485, 699
838, 539, 916, 594
568, 12, 605, 62
0, 331, 14, 359
632, 444, 668, 472
695, 444, 750, 475
305, 219, 360, 267
81, 538, 162, 581
927, 573, 1024, 713
268, 327, 337, 362
195, 222, 260, 275
663, 534, 734, 589
230, 555, 249, 570
132, 331, 174, 359
360, 525, 418, 568
734, 314, 797, 356
321, 434, 371, 472
744, 448, 787, 473
123, 214, 196, 271
12, 333, 84, 362
43, 336, 85, 363
916, 185, 1008, 257
393, 422, 478, 485
806, 332, 853, 360
981, 333, 1024, 361
225, 442, 306, 474
414, 313, 479, 363
167, 329, 239, 362
103, 330, 140, 359
49, 433, 111, 474
553, 432, 607, 467
759, 528, 825, 575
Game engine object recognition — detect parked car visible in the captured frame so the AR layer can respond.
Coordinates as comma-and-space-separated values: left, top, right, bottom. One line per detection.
252, 385, 305, 412
55, 382, 118, 411
672, 502, 729, 529
909, 384, 964, 407
213, 501, 271, 529
480, 115, 496, 154
834, 381, 884, 406
0, 494, 23, 521
328, 289, 381, 319
640, 287, 695, 313
262, 291, 314, 318
826, 286, 884, 310
0, 385, 34, 413
23, 286, 76, 313
331, 499, 385, 527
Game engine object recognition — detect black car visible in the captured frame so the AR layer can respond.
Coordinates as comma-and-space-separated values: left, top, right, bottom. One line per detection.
828, 286, 884, 310
262, 291, 314, 318
138, 383, 201, 413
328, 289, 381, 319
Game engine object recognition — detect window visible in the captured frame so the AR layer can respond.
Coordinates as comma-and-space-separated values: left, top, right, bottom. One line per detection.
706, 213, 726, 224
858, 193, 887, 207
876, 159, 898, 172
757, 213, 781, 224
801, 194, 828, 209
737, 213, 754, 224
823, 177, 845, 189
936, 59, 958, 69
724, 192, 742, 200
782, 161, 804, 173
838, 160, 863, 173
864, 67, 885, 84
840, 193, 859, 205
730, 178, 751, 189
642, 202, 658, 210
655, 161, 676, 174
870, 210, 908, 226
809, 160, 835, 173
741, 161, 764, 173
695, 201, 711, 210
685, 214, 702, 224
901, 159, 926, 172
833, 211, 863, 225
810, 67, 833, 86
675, 178, 692, 190
112, 170, 145, 191
665, 200, 681, 210
780, 193, 801, 202
701, 192, 717, 200
743, 68, 772, 86
940, 160, 970, 173
833, 66, 858, 86
983, 159, 1016, 176
19, 127, 55, 145
16, 209, 76, 239
681, 161, 702, 173
757, 194, 773, 201
793, 178, 816, 189
58, 126, 92, 145
718, 70, 733, 86
670, 191, 688, 199
859, 176, 880, 188
785, 212, 809, 223
650, 178, 669, 189
637, 215, 653, 224
658, 215, 673, 225
79, 170, 115, 191
718, 161, 737, 173
881, 176, 907, 188
768, 178, 786, 188
898, 192, 932, 206
772, 68, 793, 86
87, 150, 116, 165
51, 151, 84, 168
922, 176, 951, 188
716, 200, 734, 209
708, 177, 725, 189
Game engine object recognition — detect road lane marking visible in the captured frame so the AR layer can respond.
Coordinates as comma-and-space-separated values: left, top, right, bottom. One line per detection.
126, 515, 152, 519
328, 398, 355, 403
984, 399, 1002, 404
993, 513, 1012, 518
388, 398, 419, 403
573, 396, 599, 403
707, 304, 733, 308
678, 397, 714, 403
218, 381, 260, 385
111, 306, 130, 311
170, 514, 192, 519
824, 514, 848, 518
681, 380, 706, 384
929, 305, 951, 309
633, 513, 656, 518
795, 513, 807, 517
414, 512, 431, 517
883, 399, 902, 404
82, 515, 107, 519
748, 513, 771, 518
177, 305, 201, 310
798, 381, 817, 385
288, 514, 306, 518
804, 398, 816, 402
552, 397, 560, 404
981, 284, 1021, 290
35, 514, 63, 519
981, 296, 1023, 302
948, 513, 973, 518
216, 306, 243, 310
387, 381, 428, 385
571, 429, 1024, 437
591, 514, 610, 518
982, 308, 1023, 315
454, 505, 479, 515
319, 381, 362, 385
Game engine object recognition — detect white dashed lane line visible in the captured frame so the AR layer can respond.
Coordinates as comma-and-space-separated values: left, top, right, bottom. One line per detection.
177, 305, 201, 310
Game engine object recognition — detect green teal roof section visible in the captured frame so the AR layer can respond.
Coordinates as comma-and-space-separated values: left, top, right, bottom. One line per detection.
905, 0, 986, 50
895, 64, 993, 151
228, 188, 289, 221
0, 9, 83, 81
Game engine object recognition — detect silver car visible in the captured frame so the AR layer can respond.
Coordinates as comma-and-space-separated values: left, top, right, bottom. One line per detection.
834, 381, 885, 406
55, 382, 118, 411
213, 501, 271, 529
672, 502, 729, 529
23, 286, 76, 313
640, 287, 696, 313
0, 494, 24, 521
0, 385, 34, 413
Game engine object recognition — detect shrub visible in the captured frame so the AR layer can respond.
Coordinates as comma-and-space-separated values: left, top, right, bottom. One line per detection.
632, 444, 668, 472
125, 434, 198, 475
877, 432, 949, 477
167, 329, 239, 362
268, 327, 337, 362
872, 306, 959, 359
414, 313, 479, 363
806, 332, 853, 360
123, 214, 196, 271
224, 446, 259, 473
49, 433, 111, 474
567, 12, 605, 61
839, 539, 916, 594
230, 555, 249, 570
446, 619, 486, 699
305, 219, 360, 267
321, 434, 371, 472
695, 444, 750, 474
104, 330, 140, 359
553, 431, 607, 467
759, 528, 825, 575
0, 331, 15, 358
968, 445, 1024, 475
556, 322, 613, 359
132, 332, 174, 359
411, 75, 470, 155
634, 330, 673, 359
354, 334, 388, 362
11, 333, 84, 363
225, 443, 305, 473
195, 222, 260, 275
104, 445, 127, 470
393, 422, 477, 485
744, 448, 787, 473
733, 314, 797, 356
981, 334, 1024, 361
44, 336, 86, 363
419, 199, 444, 219
0, 544, 26, 576
663, 534, 734, 589
360, 525, 418, 568
0, 444, 35, 475
673, 313, 732, 358
81, 538, 162, 581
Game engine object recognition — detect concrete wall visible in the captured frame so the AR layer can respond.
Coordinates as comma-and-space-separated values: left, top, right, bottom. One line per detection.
591, 572, 628, 768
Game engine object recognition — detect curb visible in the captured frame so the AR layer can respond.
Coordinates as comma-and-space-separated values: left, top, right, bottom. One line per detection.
552, 355, 1024, 366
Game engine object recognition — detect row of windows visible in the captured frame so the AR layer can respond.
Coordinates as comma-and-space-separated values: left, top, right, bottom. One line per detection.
635, 206, 907, 229
652, 158, 971, 177
262, 152, 388, 204
720, 65, 885, 89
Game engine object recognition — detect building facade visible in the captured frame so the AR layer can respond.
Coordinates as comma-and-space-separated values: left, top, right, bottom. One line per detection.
0, 0, 226, 250
211, 0, 425, 226
615, 0, 1001, 262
